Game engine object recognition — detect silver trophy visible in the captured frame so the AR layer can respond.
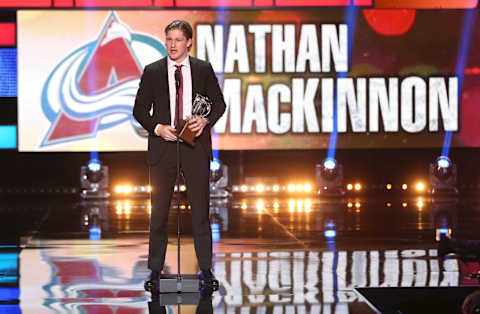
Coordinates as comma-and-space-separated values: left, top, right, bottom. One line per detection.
177, 93, 212, 146
192, 93, 212, 117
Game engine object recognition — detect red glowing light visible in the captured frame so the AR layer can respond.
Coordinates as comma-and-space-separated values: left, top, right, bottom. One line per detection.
363, 9, 416, 36
0, 23, 15, 46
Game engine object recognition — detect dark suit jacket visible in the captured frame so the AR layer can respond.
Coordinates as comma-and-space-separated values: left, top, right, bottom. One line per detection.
133, 56, 226, 165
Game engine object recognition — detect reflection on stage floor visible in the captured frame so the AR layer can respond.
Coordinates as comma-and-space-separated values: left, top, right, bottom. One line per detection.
1, 195, 480, 313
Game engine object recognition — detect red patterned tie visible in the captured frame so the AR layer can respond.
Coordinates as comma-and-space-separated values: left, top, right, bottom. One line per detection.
174, 65, 183, 127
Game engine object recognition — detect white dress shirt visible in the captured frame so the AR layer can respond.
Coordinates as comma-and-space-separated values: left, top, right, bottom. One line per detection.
155, 56, 193, 134
168, 56, 192, 126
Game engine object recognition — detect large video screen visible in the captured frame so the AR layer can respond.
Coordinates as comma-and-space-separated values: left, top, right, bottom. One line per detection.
17, 10, 477, 151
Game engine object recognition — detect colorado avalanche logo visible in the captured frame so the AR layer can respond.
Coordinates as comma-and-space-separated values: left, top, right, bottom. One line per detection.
40, 12, 166, 147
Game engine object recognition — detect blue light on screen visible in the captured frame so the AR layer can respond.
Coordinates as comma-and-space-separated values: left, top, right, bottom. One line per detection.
0, 48, 17, 97
0, 126, 16, 149
0, 287, 19, 302
0, 252, 19, 286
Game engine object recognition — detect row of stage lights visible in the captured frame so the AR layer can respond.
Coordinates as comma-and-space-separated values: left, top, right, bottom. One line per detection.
80, 155, 458, 199
112, 181, 422, 193
114, 184, 186, 195
112, 181, 425, 195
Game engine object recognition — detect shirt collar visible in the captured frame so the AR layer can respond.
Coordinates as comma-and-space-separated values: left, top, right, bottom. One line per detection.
167, 55, 190, 69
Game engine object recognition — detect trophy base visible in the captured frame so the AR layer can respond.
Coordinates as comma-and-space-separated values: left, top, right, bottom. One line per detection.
177, 119, 195, 146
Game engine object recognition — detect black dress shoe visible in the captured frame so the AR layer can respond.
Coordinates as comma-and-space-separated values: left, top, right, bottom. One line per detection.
199, 269, 219, 291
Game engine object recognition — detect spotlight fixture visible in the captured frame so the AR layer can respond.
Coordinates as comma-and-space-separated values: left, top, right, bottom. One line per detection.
80, 158, 109, 199
210, 158, 230, 198
429, 156, 458, 195
316, 157, 345, 196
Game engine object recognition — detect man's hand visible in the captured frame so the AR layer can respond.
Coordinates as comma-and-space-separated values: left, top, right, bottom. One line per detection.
187, 115, 208, 137
156, 124, 178, 141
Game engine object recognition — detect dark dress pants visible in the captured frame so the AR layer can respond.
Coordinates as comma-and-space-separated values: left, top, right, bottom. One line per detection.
148, 141, 212, 271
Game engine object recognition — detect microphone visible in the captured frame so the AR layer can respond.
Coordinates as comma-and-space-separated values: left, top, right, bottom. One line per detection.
175, 68, 181, 90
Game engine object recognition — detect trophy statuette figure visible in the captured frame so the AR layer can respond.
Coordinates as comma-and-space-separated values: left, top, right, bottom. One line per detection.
177, 93, 212, 146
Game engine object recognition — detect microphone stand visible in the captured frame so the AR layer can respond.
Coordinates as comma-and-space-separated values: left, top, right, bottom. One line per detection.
175, 69, 182, 284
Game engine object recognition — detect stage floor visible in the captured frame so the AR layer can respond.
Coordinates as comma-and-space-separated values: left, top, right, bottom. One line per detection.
1, 194, 480, 313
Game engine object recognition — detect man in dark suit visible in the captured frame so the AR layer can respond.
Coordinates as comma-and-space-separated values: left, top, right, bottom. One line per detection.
133, 20, 226, 285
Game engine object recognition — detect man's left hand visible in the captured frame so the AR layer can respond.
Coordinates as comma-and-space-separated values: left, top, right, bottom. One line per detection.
187, 115, 208, 137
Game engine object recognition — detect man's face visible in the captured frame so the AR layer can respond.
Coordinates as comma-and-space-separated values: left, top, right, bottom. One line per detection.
166, 28, 192, 62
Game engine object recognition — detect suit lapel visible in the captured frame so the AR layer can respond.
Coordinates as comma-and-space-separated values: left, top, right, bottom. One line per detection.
159, 58, 171, 125
190, 56, 198, 102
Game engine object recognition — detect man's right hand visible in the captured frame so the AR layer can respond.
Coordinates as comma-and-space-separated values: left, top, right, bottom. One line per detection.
155, 124, 178, 141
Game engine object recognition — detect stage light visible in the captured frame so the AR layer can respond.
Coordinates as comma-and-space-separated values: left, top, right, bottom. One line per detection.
355, 202, 361, 208
354, 183, 361, 191
273, 185, 280, 192
316, 158, 345, 195
80, 158, 109, 199
210, 159, 221, 172
323, 157, 336, 170
402, 202, 408, 208
115, 185, 122, 193
416, 182, 425, 192
430, 156, 458, 195
241, 202, 247, 210
402, 184, 408, 190
347, 202, 353, 208
324, 230, 336, 238
347, 184, 353, 191
288, 184, 295, 192
296, 184, 304, 192
386, 183, 392, 190
210, 159, 222, 182
86, 160, 104, 184
147, 185, 152, 192
304, 184, 312, 192
123, 185, 132, 193
241, 185, 248, 192
210, 158, 230, 198
437, 156, 450, 168
256, 184, 265, 193
88, 159, 101, 171
180, 185, 186, 192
